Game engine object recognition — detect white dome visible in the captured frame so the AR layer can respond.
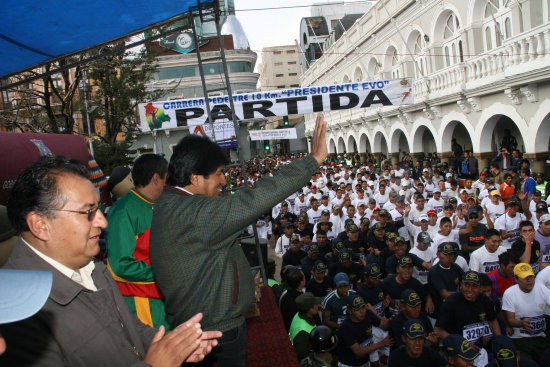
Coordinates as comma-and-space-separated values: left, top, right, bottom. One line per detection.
221, 15, 250, 49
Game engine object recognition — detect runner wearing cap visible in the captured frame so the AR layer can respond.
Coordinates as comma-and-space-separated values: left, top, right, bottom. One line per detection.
435, 271, 501, 366
535, 213, 550, 269
322, 272, 357, 331
343, 224, 368, 260
306, 261, 334, 298
428, 188, 445, 214
328, 249, 362, 289
337, 295, 392, 367
385, 237, 431, 276
442, 334, 481, 367
383, 255, 432, 317
388, 319, 445, 367
302, 243, 321, 282
275, 222, 296, 256
482, 189, 505, 226
502, 263, 550, 361
410, 232, 437, 285
486, 335, 539, 367
469, 229, 507, 274
427, 242, 464, 318
357, 264, 391, 364
282, 235, 307, 267
388, 291, 437, 351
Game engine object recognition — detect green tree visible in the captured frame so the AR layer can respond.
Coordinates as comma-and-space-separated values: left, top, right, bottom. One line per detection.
88, 43, 168, 175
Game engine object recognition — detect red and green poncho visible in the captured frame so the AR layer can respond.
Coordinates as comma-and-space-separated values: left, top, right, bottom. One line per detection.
106, 188, 169, 329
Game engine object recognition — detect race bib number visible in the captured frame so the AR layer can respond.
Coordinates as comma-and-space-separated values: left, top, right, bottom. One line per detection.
483, 261, 499, 273
520, 315, 546, 335
531, 262, 539, 274
508, 228, 520, 242
337, 316, 347, 325
283, 244, 290, 252
373, 302, 384, 316
463, 321, 492, 344
541, 254, 550, 263
359, 337, 373, 347
418, 270, 429, 277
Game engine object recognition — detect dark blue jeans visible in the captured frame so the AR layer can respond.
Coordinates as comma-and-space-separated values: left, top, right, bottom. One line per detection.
193, 322, 247, 367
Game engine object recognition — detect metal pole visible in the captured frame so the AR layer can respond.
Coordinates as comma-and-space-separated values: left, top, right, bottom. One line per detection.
81, 70, 94, 155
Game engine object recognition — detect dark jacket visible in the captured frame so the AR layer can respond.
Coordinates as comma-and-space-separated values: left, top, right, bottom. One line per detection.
150, 156, 319, 332
0, 239, 155, 366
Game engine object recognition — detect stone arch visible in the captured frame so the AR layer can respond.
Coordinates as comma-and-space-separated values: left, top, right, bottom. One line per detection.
373, 129, 389, 155
476, 102, 528, 153
439, 111, 475, 153
430, 5, 464, 44
353, 66, 364, 82
328, 137, 337, 154
411, 118, 438, 154
366, 57, 381, 79
337, 136, 346, 154
347, 134, 358, 153
383, 44, 399, 70
359, 133, 372, 153
389, 126, 411, 154
468, 0, 490, 24
343, 74, 351, 84
527, 99, 550, 153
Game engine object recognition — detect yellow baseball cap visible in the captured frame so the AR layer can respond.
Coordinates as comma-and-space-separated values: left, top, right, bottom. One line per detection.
513, 263, 535, 279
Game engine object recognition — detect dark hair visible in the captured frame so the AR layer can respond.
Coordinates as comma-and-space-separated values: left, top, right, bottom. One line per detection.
166, 135, 228, 187
485, 228, 501, 239
519, 220, 534, 231
7, 155, 90, 234
316, 229, 327, 236
287, 268, 305, 289
479, 273, 491, 288
504, 173, 512, 179
132, 154, 168, 187
440, 217, 452, 226
521, 168, 531, 177
499, 251, 516, 266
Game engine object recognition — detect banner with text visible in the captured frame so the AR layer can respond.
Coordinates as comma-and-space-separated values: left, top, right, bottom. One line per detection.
249, 128, 297, 141
138, 78, 414, 144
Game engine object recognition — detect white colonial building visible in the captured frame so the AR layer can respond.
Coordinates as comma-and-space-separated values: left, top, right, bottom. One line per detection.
302, 0, 550, 173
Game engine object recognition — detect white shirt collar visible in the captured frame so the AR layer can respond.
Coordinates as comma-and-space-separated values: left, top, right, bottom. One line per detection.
175, 186, 194, 195
22, 237, 97, 291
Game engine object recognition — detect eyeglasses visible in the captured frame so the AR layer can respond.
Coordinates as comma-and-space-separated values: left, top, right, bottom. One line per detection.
49, 205, 101, 221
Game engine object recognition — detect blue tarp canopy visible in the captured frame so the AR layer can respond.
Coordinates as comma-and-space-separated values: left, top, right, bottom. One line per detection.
0, 0, 202, 78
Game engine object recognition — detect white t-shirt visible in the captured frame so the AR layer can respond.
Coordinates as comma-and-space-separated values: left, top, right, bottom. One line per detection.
409, 246, 435, 284
494, 212, 526, 249
307, 208, 322, 224
536, 265, 550, 290
409, 206, 428, 224
275, 235, 292, 255
390, 208, 409, 240
469, 246, 507, 274
483, 201, 505, 223
374, 192, 389, 208
330, 214, 343, 235
428, 197, 445, 214
431, 230, 460, 253
294, 197, 309, 216
502, 283, 550, 338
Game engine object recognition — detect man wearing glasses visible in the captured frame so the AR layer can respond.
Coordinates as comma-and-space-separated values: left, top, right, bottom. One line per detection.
0, 155, 220, 366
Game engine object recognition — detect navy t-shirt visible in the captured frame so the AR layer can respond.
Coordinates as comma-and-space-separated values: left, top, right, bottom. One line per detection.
338, 311, 381, 366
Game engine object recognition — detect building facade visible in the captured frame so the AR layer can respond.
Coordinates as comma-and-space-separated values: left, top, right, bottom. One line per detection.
258, 44, 307, 154
301, 0, 550, 173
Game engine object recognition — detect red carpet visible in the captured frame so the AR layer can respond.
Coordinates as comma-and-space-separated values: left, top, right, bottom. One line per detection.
246, 286, 300, 367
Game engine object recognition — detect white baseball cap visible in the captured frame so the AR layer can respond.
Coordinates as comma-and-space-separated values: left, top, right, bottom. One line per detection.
0, 269, 52, 324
